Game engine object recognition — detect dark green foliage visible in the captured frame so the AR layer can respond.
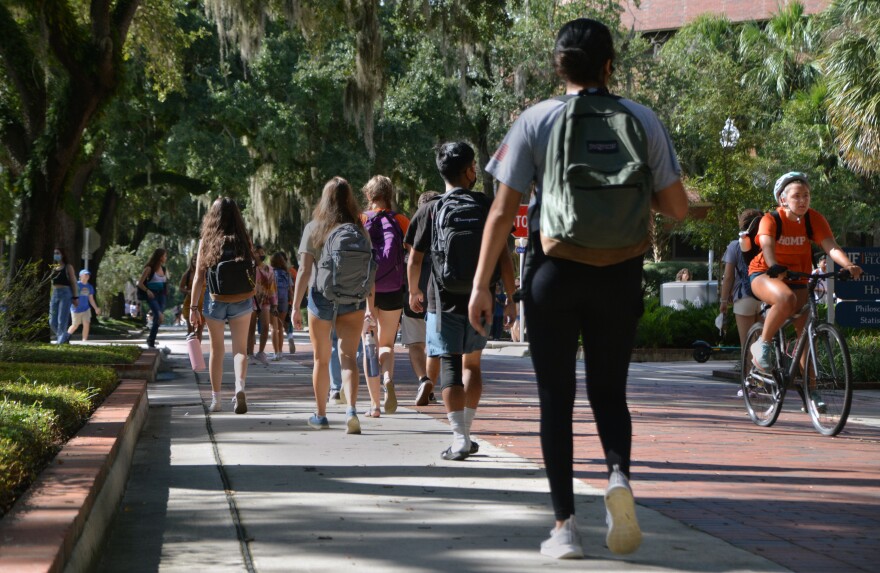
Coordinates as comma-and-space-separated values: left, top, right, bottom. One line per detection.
636, 298, 737, 348
844, 331, 880, 385
0, 262, 52, 343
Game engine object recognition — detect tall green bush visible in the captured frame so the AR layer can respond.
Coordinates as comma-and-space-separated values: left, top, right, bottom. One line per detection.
636, 297, 738, 348
0, 262, 51, 343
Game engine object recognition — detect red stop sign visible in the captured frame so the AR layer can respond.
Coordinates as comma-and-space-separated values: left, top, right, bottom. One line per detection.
512, 204, 529, 238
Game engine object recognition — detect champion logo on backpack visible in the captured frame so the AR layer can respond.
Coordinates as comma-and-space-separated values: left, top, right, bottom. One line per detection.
315, 223, 376, 306
430, 189, 494, 296
364, 210, 405, 293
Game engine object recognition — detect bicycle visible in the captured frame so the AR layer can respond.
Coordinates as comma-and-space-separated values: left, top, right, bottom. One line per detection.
741, 268, 854, 436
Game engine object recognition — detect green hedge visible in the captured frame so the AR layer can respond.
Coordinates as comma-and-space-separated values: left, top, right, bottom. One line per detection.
0, 401, 60, 514
0, 382, 92, 435
0, 342, 141, 365
636, 298, 737, 348
847, 332, 880, 385
0, 363, 118, 402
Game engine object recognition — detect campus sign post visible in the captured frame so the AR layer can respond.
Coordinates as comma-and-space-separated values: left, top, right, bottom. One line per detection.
833, 247, 880, 328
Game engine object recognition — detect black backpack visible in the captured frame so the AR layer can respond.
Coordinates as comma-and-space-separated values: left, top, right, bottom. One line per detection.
429, 189, 489, 296
742, 210, 813, 266
207, 248, 255, 296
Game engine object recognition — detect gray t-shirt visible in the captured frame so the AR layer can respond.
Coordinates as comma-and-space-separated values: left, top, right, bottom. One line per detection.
722, 238, 750, 302
485, 95, 681, 200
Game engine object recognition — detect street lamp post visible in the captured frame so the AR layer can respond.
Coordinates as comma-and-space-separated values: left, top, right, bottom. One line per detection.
714, 117, 741, 283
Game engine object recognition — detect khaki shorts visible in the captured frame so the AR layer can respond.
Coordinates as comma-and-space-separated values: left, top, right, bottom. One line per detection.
734, 296, 762, 317
399, 313, 426, 345
70, 310, 91, 328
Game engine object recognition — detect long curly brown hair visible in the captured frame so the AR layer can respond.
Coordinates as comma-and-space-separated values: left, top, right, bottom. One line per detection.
311, 177, 364, 249
197, 197, 254, 272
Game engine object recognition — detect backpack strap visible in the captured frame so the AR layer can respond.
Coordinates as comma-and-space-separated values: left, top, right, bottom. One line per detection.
770, 209, 814, 241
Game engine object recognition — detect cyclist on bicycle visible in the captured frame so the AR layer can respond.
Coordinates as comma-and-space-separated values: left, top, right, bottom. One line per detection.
748, 172, 863, 376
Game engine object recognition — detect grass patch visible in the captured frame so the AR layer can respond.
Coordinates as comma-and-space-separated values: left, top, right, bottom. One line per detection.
89, 317, 143, 336
0, 382, 92, 435
0, 342, 141, 365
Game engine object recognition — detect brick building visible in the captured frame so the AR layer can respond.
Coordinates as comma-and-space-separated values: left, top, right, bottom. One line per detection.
619, 0, 832, 33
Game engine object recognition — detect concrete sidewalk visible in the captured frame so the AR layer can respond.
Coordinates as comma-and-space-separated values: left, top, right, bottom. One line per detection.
94, 336, 787, 573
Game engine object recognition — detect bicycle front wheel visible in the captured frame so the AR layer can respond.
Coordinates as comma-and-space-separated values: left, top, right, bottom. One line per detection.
804, 323, 853, 436
742, 323, 784, 427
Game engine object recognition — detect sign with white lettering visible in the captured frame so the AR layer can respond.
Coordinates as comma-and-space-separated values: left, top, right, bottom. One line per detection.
835, 248, 880, 300
512, 205, 529, 238
835, 301, 880, 328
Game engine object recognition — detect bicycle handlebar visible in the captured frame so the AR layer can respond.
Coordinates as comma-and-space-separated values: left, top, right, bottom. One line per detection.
782, 268, 852, 282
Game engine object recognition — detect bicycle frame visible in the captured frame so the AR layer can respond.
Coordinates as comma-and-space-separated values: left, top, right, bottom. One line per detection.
764, 270, 841, 410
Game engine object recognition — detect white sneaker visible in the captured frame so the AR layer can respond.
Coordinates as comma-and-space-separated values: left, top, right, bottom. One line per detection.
272, 353, 283, 361
750, 339, 775, 372
540, 516, 584, 559
209, 397, 222, 412
605, 465, 642, 555
255, 351, 269, 365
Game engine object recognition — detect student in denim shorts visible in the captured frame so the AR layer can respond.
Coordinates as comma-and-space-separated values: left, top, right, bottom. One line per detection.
189, 197, 256, 415
292, 176, 370, 435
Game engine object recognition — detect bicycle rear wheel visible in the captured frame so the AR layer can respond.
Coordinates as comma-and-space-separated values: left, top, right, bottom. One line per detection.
741, 323, 784, 427
804, 323, 853, 436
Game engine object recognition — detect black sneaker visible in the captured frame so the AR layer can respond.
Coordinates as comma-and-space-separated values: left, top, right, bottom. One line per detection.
328, 390, 341, 403
429, 393, 437, 403
469, 440, 479, 455
415, 378, 433, 406
440, 447, 469, 461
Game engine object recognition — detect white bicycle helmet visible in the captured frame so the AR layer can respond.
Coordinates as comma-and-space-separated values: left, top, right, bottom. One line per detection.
773, 171, 809, 203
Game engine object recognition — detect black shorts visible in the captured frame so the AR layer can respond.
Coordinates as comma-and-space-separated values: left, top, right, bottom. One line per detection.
374, 288, 405, 311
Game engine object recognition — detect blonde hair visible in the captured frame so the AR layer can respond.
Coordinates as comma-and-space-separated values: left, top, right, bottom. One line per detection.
362, 175, 394, 209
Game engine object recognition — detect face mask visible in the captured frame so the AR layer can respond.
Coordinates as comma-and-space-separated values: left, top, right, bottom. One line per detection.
53, 253, 62, 262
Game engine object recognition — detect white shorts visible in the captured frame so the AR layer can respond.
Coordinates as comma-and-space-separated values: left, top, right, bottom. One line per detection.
399, 314, 426, 345
70, 310, 91, 328
734, 296, 762, 317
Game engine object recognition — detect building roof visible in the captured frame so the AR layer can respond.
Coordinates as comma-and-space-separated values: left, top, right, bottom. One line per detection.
619, 0, 831, 33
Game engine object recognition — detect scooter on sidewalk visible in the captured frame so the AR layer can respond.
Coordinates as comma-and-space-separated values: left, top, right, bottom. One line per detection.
692, 312, 740, 363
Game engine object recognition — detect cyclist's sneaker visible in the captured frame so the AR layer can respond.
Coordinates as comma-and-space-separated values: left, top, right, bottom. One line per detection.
540, 516, 584, 559
810, 390, 827, 414
749, 339, 776, 372
605, 464, 642, 555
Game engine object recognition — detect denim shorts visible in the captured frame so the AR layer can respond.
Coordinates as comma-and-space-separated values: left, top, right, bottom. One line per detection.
203, 297, 254, 322
307, 288, 366, 322
426, 312, 487, 357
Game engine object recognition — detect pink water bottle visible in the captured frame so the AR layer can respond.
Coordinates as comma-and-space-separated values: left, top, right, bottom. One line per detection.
187, 333, 206, 371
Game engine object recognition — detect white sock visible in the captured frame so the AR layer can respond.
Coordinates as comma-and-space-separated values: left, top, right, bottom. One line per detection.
447, 410, 469, 453
235, 379, 245, 393
212, 391, 221, 401
463, 407, 477, 441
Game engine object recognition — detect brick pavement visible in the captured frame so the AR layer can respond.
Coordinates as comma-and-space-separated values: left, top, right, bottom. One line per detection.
277, 343, 879, 573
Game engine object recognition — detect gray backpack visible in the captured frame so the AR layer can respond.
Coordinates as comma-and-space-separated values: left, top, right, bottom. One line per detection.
540, 92, 653, 266
315, 223, 376, 306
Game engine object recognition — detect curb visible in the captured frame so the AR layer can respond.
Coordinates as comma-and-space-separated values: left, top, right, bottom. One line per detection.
111, 349, 160, 383
0, 379, 149, 573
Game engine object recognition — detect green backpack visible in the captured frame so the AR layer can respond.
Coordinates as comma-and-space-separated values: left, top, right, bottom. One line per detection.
540, 92, 653, 266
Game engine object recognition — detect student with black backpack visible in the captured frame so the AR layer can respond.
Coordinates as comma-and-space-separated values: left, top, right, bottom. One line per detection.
406, 142, 516, 462
188, 198, 257, 415
360, 175, 410, 416
469, 19, 687, 559
292, 177, 376, 435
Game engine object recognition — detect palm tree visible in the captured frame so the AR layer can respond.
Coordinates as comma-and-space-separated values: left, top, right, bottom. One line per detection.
819, 0, 880, 175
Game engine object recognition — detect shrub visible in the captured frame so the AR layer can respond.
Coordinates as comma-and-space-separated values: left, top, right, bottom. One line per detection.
0, 363, 118, 402
0, 382, 92, 435
637, 297, 738, 348
846, 331, 880, 384
0, 342, 141, 365
0, 262, 51, 343
0, 401, 60, 514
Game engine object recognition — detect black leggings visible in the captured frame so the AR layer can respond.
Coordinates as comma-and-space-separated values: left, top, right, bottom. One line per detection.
524, 252, 643, 521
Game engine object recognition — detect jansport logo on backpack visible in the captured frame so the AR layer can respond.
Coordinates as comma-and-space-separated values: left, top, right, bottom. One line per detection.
315, 223, 376, 305
540, 92, 653, 266
364, 211, 405, 293
430, 189, 489, 296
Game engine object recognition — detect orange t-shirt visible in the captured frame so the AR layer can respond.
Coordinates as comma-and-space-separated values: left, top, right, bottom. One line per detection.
748, 207, 833, 278
360, 209, 410, 236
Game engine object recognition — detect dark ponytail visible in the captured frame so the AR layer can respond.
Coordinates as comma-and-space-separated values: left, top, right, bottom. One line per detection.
553, 18, 615, 86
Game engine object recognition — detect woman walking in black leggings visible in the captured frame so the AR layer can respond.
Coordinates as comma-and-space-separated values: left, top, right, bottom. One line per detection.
469, 18, 687, 559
